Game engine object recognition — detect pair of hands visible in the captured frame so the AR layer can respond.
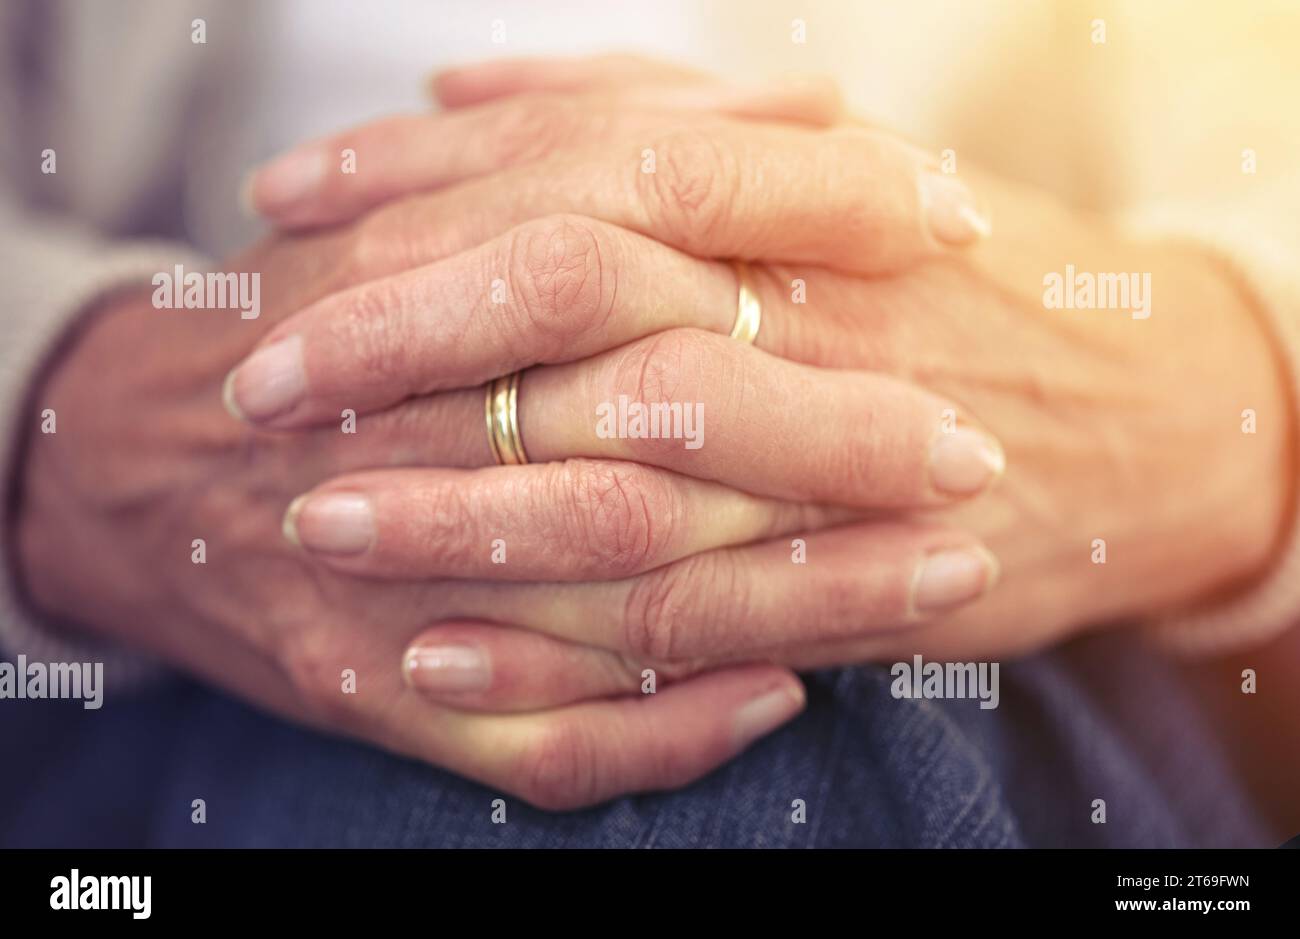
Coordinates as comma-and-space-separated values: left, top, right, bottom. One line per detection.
17, 56, 1287, 808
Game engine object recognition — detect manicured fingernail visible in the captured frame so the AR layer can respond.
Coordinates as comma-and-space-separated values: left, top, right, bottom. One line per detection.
249, 146, 329, 216
732, 682, 805, 750
920, 171, 991, 245
403, 644, 492, 695
224, 335, 306, 422
283, 492, 374, 555
911, 546, 999, 613
930, 427, 1005, 496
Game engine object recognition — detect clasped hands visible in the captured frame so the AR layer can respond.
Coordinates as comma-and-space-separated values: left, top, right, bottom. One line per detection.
18, 56, 1286, 809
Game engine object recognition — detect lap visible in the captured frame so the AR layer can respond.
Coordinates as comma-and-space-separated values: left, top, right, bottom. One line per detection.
0, 635, 1267, 848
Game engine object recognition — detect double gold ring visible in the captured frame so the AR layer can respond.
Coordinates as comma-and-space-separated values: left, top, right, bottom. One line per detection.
484, 370, 528, 465
484, 259, 762, 465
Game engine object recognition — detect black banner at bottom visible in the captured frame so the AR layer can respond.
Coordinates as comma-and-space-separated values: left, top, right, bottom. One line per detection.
0, 848, 1292, 925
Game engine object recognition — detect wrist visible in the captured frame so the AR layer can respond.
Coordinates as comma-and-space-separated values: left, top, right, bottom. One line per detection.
12, 287, 204, 644
1114, 240, 1291, 618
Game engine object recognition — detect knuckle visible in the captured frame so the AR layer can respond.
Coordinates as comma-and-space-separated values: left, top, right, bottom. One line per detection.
325, 281, 409, 388
277, 626, 352, 724
605, 329, 715, 460
827, 128, 910, 242
621, 563, 689, 661
639, 128, 739, 252
551, 460, 677, 578
515, 721, 602, 811
344, 214, 387, 280
603, 329, 717, 457
791, 75, 846, 121
408, 479, 480, 572
342, 209, 406, 284
622, 552, 743, 660
609, 329, 702, 407
818, 402, 879, 496
316, 227, 367, 293
488, 94, 587, 167
356, 113, 419, 152
501, 216, 617, 355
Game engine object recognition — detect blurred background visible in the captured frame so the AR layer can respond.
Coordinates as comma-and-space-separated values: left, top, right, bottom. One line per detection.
8, 0, 1299, 261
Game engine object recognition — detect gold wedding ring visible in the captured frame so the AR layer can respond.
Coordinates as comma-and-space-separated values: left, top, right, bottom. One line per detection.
485, 370, 528, 465
730, 260, 762, 344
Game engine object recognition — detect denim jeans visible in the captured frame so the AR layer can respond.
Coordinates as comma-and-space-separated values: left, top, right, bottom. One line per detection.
0, 633, 1268, 848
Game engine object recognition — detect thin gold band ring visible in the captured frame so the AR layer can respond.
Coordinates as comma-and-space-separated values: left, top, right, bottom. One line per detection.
729, 260, 762, 344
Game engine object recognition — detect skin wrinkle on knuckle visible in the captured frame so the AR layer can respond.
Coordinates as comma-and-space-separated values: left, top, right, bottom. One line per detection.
627, 330, 698, 406
516, 721, 603, 811
488, 94, 585, 167
555, 459, 670, 578
327, 282, 409, 390
502, 217, 615, 358
622, 551, 734, 661
612, 329, 722, 463
639, 128, 739, 254
408, 478, 480, 572
807, 384, 880, 500
368, 113, 425, 155
811, 567, 878, 639
824, 130, 904, 248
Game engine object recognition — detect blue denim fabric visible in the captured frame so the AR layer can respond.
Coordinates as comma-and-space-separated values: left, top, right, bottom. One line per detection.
0, 633, 1269, 848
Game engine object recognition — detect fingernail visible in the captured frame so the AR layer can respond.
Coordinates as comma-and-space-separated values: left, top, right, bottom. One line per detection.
930, 427, 1005, 496
283, 492, 374, 555
225, 335, 306, 422
249, 146, 329, 216
403, 644, 492, 695
920, 171, 991, 245
911, 546, 999, 613
732, 682, 805, 750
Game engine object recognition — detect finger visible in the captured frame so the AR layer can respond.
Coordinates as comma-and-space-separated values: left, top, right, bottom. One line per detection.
224, 216, 739, 423
355, 121, 989, 280
400, 619, 658, 712
429, 54, 709, 106
516, 330, 1004, 508
282, 459, 854, 581
248, 325, 1004, 510
246, 102, 667, 229
252, 76, 844, 230
440, 521, 1000, 661
403, 664, 806, 810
